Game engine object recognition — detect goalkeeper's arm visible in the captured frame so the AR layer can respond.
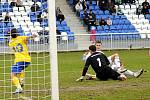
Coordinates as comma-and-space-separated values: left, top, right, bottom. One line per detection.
76, 66, 89, 82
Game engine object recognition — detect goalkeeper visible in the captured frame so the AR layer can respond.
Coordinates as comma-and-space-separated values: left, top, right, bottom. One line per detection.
9, 28, 37, 94
76, 45, 127, 81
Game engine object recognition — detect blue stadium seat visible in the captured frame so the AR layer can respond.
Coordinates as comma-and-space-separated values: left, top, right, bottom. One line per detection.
80, 10, 84, 19
124, 19, 131, 25
92, 1, 97, 5
96, 15, 101, 20
31, 16, 37, 22
101, 14, 109, 19
68, 32, 74, 40
94, 5, 99, 10
120, 15, 127, 19
17, 27, 23, 33
119, 19, 124, 25
57, 26, 63, 31
97, 26, 103, 31
117, 25, 123, 30
3, 3, 10, 8
86, 1, 90, 5
56, 21, 61, 26
113, 19, 119, 25
61, 21, 67, 26
0, 34, 5, 42
89, 6, 94, 10
145, 14, 150, 19
92, 10, 97, 14
114, 15, 120, 19
63, 26, 70, 31
108, 15, 114, 19
110, 26, 116, 30
98, 10, 104, 15
103, 25, 109, 30
104, 10, 110, 15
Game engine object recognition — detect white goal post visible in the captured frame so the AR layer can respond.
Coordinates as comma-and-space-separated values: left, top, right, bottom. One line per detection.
48, 0, 59, 100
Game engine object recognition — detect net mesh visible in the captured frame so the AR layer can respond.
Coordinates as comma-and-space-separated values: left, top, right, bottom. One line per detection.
0, 0, 51, 99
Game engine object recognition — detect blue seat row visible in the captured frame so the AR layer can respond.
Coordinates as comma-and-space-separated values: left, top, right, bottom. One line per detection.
96, 34, 140, 40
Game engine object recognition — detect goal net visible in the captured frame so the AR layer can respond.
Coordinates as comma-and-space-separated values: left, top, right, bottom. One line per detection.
0, 0, 55, 99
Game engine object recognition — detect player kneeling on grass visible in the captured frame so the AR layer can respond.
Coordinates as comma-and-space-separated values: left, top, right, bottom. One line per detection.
9, 28, 37, 94
76, 45, 127, 82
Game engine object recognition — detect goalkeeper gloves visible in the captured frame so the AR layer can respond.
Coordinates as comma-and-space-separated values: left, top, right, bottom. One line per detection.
76, 76, 84, 82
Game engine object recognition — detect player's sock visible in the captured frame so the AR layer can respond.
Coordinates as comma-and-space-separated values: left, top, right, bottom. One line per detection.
12, 76, 22, 90
114, 57, 121, 68
19, 71, 25, 86
124, 70, 134, 77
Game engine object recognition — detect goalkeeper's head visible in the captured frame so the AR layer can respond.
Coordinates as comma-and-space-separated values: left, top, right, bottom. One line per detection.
89, 45, 96, 53
10, 28, 20, 38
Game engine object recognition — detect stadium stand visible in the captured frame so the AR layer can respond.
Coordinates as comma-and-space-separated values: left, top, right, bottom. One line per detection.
1, 0, 150, 42
67, 0, 150, 40
0, 0, 74, 43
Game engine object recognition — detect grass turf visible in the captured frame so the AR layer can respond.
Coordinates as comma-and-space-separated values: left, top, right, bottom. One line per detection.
0, 49, 150, 99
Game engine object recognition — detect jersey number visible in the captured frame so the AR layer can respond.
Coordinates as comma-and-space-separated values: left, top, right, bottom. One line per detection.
15, 43, 23, 52
97, 58, 101, 67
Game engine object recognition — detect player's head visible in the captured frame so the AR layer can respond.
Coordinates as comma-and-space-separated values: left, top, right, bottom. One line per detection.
10, 28, 19, 38
95, 41, 102, 51
89, 45, 96, 53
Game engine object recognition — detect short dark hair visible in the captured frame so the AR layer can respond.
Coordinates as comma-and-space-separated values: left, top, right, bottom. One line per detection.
89, 45, 96, 52
10, 28, 19, 38
95, 41, 102, 44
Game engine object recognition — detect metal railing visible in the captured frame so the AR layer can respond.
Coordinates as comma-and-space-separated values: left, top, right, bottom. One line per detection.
0, 33, 150, 53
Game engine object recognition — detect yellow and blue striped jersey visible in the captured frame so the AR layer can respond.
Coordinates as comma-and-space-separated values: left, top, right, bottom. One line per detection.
9, 36, 31, 63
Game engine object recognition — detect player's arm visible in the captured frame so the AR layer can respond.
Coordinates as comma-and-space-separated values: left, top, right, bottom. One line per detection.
26, 33, 37, 40
76, 66, 89, 82
76, 57, 90, 82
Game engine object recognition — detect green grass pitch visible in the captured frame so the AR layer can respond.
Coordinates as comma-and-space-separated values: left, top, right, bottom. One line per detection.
0, 49, 150, 100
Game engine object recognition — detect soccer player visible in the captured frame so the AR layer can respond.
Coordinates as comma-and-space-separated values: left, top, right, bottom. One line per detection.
9, 28, 37, 94
83, 41, 144, 78
76, 45, 127, 81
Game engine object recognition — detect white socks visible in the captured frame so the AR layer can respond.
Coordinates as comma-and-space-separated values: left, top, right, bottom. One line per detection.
124, 70, 134, 77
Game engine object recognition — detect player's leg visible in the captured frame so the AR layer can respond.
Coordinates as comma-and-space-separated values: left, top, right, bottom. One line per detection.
96, 66, 126, 81
19, 70, 25, 87
123, 69, 144, 78
18, 62, 30, 87
110, 63, 127, 74
107, 66, 127, 81
11, 64, 23, 94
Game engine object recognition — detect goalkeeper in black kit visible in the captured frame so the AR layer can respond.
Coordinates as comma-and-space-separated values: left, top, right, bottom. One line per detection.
76, 45, 127, 81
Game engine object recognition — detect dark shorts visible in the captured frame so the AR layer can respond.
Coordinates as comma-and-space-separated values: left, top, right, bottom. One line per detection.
96, 66, 120, 81
11, 62, 30, 73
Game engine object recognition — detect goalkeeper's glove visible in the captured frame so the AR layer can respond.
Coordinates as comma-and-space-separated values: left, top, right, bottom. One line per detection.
76, 76, 84, 82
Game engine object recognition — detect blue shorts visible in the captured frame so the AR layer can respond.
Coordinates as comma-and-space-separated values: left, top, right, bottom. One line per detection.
11, 62, 30, 73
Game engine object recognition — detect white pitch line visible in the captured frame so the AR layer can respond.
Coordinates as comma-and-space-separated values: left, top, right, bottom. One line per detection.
19, 94, 32, 100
